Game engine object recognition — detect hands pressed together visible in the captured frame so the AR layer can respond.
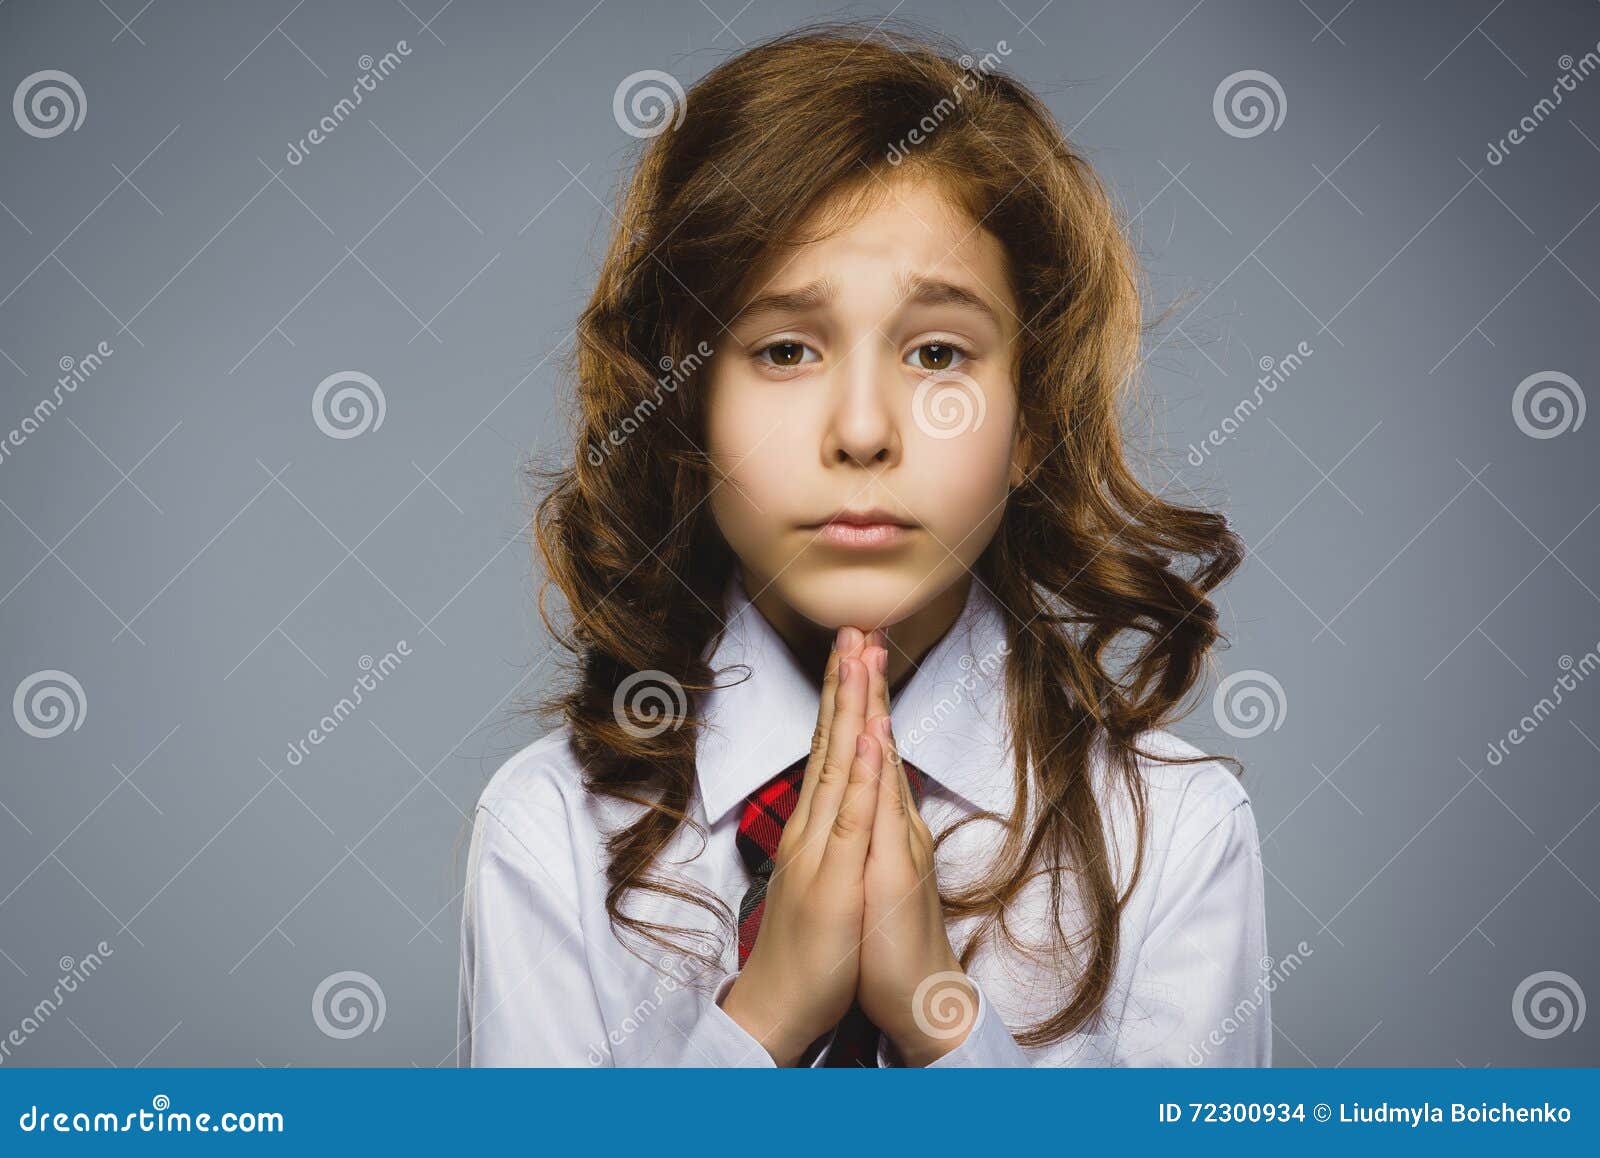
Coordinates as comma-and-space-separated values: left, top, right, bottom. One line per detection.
720, 625, 979, 1067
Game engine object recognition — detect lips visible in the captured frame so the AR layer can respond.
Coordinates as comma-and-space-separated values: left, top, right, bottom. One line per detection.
813, 522, 908, 547
808, 506, 917, 529
805, 511, 916, 550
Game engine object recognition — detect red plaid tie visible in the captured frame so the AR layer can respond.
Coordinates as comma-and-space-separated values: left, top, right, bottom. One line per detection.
735, 751, 927, 1067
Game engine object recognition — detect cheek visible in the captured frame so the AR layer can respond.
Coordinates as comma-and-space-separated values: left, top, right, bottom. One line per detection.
908, 410, 1018, 547
704, 382, 807, 543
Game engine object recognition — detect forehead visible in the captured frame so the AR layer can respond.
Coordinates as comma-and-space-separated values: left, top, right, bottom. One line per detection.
737, 170, 1015, 312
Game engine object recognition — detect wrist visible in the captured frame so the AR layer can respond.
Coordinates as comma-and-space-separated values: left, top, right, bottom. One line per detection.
720, 974, 817, 1067
886, 968, 978, 1067
892, 1021, 972, 1067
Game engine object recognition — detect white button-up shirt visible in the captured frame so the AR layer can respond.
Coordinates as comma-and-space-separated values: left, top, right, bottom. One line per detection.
457, 572, 1270, 1066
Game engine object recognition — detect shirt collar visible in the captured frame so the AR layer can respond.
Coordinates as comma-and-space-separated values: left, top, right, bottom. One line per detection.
695, 570, 1016, 825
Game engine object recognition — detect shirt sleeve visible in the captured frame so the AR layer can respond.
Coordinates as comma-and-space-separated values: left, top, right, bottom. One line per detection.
916, 977, 1031, 1067
457, 800, 792, 1066
1114, 796, 1272, 1066
711, 973, 836, 1067
456, 801, 609, 1065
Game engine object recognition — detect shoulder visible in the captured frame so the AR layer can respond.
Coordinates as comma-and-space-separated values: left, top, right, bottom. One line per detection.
1132, 728, 1251, 822
1092, 728, 1257, 879
470, 725, 591, 866
477, 725, 581, 812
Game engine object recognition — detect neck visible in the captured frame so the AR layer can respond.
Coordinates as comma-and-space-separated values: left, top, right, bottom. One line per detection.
740, 567, 974, 697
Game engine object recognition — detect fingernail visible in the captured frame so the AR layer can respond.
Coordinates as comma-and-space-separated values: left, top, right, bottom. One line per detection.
874, 647, 888, 675
876, 715, 892, 738
840, 658, 853, 685
843, 626, 861, 650
856, 735, 870, 757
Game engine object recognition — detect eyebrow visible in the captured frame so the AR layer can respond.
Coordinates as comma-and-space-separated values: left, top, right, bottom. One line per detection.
898, 273, 1004, 331
731, 272, 1004, 333
731, 279, 839, 326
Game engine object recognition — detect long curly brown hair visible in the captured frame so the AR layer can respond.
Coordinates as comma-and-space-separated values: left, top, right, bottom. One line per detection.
525, 19, 1243, 1049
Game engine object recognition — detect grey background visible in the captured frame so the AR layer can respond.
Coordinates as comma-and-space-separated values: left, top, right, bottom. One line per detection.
1, 0, 1595, 1067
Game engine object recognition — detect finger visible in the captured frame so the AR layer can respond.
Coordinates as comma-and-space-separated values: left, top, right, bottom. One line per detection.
867, 714, 911, 860
816, 729, 882, 891
870, 683, 926, 866
862, 642, 901, 812
867, 631, 894, 722
789, 626, 860, 836
861, 649, 903, 854
861, 645, 911, 808
865, 635, 911, 814
798, 644, 870, 848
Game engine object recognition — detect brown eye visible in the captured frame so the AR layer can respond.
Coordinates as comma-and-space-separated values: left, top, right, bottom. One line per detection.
916, 343, 956, 371
766, 342, 805, 366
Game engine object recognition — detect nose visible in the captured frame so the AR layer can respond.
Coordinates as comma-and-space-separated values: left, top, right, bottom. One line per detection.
821, 341, 900, 468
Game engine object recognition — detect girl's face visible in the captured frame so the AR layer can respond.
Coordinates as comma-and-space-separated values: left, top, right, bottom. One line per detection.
705, 171, 1027, 636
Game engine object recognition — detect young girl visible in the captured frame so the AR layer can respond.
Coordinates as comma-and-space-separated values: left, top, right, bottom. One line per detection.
457, 21, 1269, 1067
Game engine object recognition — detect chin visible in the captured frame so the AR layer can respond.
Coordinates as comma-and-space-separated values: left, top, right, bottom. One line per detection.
777, 565, 945, 630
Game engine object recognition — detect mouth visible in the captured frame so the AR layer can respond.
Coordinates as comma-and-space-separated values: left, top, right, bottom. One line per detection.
803, 507, 918, 550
